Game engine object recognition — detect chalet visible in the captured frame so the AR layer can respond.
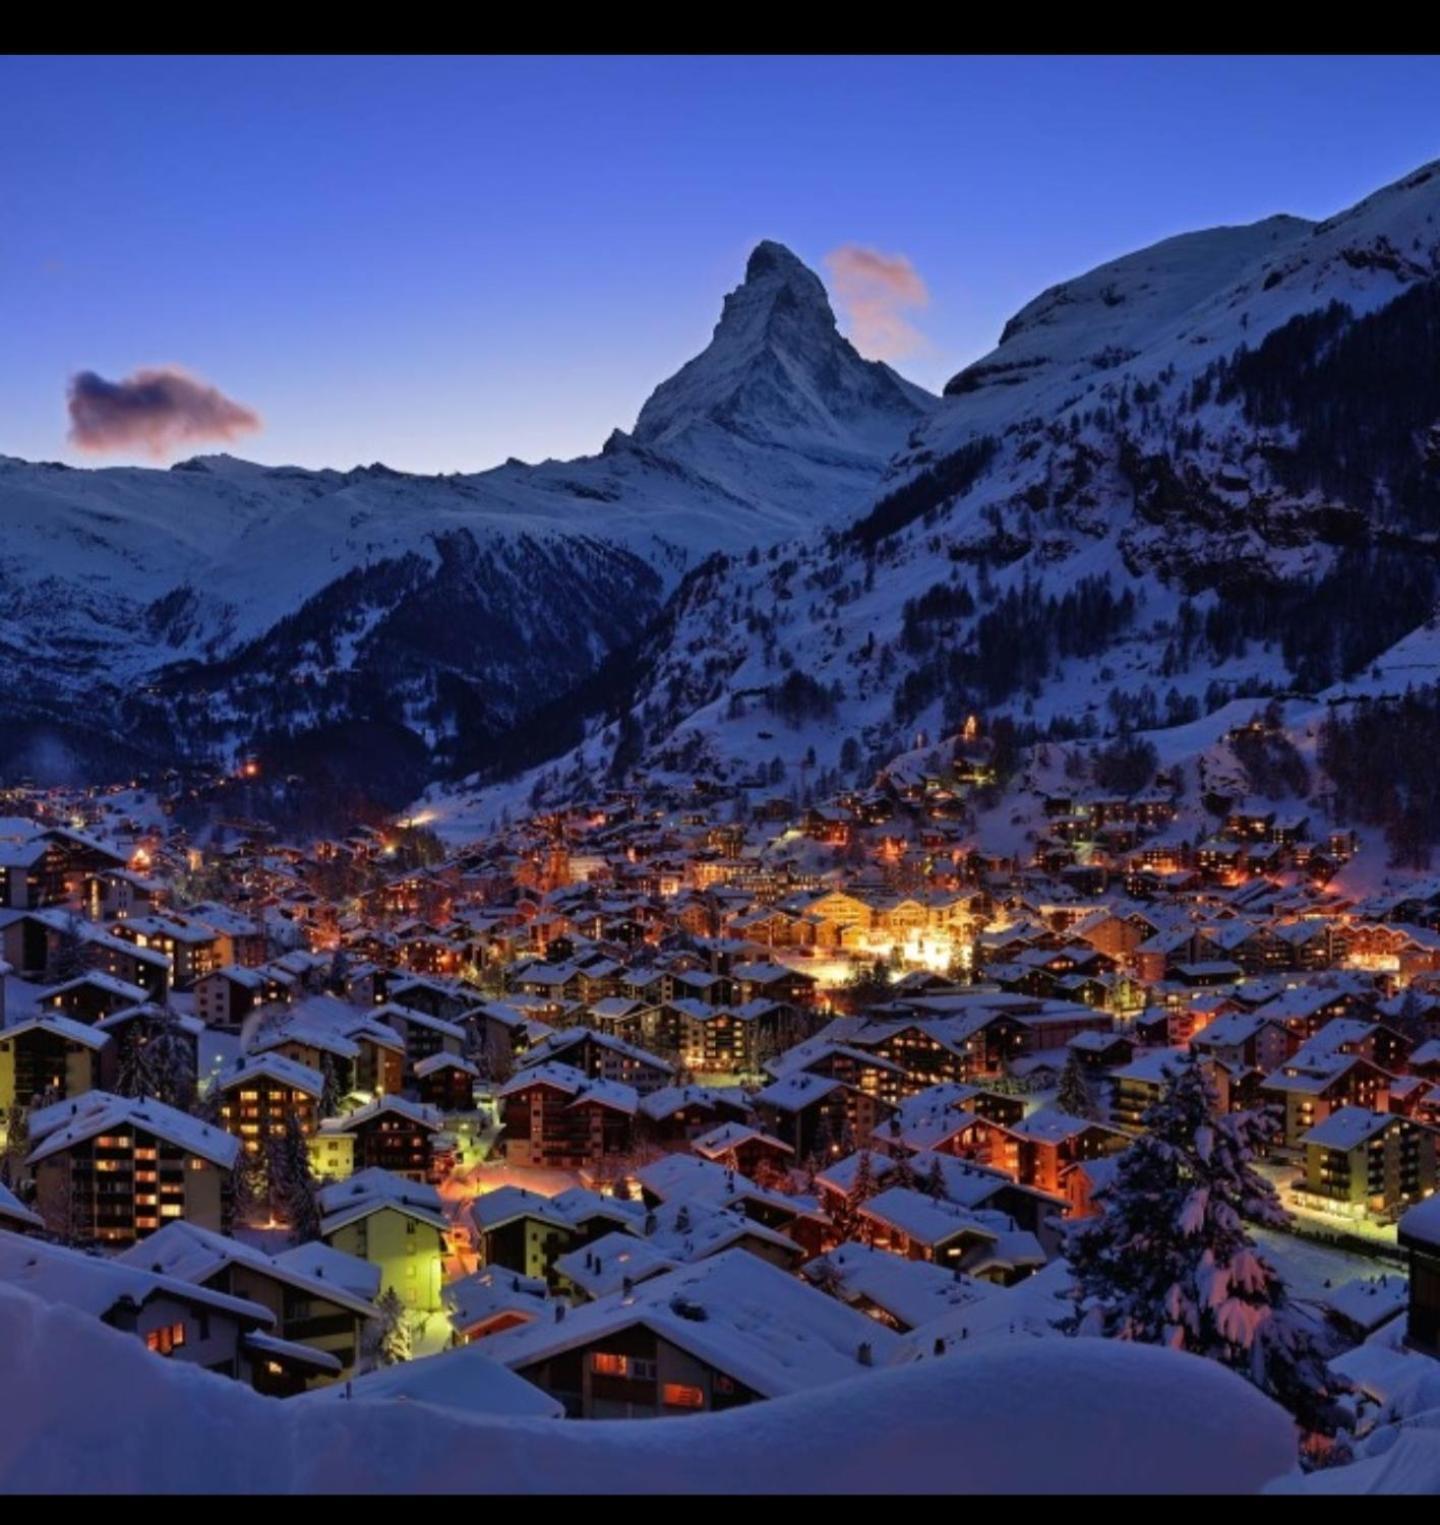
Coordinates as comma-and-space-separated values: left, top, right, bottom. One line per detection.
194, 964, 294, 1030
466, 1186, 580, 1286
323, 1095, 444, 1182
376, 1001, 466, 1073
800, 1241, 990, 1332
80, 866, 165, 922
413, 1050, 480, 1111
387, 975, 472, 1023
858, 1186, 1043, 1283
318, 1169, 449, 1314
753, 1071, 896, 1159
115, 1221, 379, 1392
0, 1016, 108, 1112
1263, 1051, 1394, 1149
498, 1063, 638, 1172
444, 1266, 552, 1343
483, 1250, 898, 1418
0, 838, 65, 909
26, 1092, 239, 1245
519, 1027, 674, 1096
107, 913, 224, 989
636, 1085, 752, 1148
39, 970, 149, 1024
690, 1121, 794, 1180
553, 1232, 679, 1302
986, 1107, 1130, 1197
88, 929, 173, 1000
216, 1053, 325, 1157
1299, 1107, 1436, 1220
1109, 1048, 1190, 1130
0, 1227, 274, 1381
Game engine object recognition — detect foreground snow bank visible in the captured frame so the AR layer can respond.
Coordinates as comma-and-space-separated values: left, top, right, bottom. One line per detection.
0, 1282, 1296, 1493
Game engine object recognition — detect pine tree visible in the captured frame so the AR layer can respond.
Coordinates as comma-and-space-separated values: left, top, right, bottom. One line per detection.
232, 1140, 269, 1229
1, 1104, 30, 1188
366, 1288, 412, 1368
269, 1112, 321, 1242
923, 1156, 947, 1201
51, 913, 90, 983
148, 1015, 196, 1111
115, 1025, 162, 1101
318, 1053, 343, 1119
1056, 1050, 1100, 1120
1065, 1056, 1348, 1437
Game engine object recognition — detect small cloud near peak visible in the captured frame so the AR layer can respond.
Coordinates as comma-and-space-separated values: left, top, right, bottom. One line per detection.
824, 244, 931, 362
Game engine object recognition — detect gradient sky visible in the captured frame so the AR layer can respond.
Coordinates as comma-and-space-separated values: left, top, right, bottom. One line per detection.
4, 54, 1439, 474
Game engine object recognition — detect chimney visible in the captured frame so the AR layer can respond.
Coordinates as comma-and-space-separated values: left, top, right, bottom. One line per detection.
857, 1341, 873, 1367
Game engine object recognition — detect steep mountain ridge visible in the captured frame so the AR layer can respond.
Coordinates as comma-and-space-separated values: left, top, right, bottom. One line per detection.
0, 244, 935, 790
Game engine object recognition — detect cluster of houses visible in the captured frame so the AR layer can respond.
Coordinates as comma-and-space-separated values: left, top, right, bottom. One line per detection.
1, 760, 1439, 1426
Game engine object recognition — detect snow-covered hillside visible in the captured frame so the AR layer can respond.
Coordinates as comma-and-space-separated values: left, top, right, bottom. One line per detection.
430, 158, 1440, 840
0, 243, 933, 787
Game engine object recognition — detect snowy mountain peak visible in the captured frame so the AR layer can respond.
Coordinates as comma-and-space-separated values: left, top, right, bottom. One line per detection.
631, 241, 935, 457
745, 237, 824, 289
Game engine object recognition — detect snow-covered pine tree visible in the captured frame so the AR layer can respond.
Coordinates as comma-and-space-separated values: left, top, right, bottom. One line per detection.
1056, 1050, 1099, 1120
114, 1025, 162, 1101
230, 1145, 266, 1229
1, 1104, 29, 1187
1064, 1054, 1347, 1437
318, 1053, 342, 1120
149, 1015, 197, 1111
270, 1112, 321, 1242
376, 1288, 412, 1366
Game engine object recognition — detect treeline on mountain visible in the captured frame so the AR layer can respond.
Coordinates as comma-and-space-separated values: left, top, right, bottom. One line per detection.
846, 436, 998, 551
765, 670, 840, 725
252, 719, 433, 833
1091, 734, 1160, 794
1211, 279, 1440, 527
1164, 548, 1440, 693
1318, 685, 1440, 868
892, 574, 1138, 727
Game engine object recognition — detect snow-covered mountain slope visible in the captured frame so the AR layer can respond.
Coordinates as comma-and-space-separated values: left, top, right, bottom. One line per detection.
0, 245, 934, 789
430, 158, 1440, 834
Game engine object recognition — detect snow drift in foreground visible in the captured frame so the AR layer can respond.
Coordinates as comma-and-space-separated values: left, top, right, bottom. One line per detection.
0, 1280, 1299, 1494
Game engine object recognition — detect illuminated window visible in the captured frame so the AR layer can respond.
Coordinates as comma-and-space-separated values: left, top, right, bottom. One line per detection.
662, 1383, 704, 1408
145, 1322, 187, 1356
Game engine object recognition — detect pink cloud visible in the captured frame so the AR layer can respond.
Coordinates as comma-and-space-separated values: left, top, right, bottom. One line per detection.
67, 366, 261, 458
824, 245, 931, 361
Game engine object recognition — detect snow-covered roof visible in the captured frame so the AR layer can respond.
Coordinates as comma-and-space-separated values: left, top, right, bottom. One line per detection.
802, 1242, 996, 1331
25, 1093, 240, 1170
0, 1228, 272, 1328
295, 1340, 564, 1419
1299, 1106, 1397, 1151
0, 1183, 44, 1232
218, 1051, 325, 1099
483, 1248, 901, 1399
318, 1169, 448, 1234
114, 1221, 378, 1319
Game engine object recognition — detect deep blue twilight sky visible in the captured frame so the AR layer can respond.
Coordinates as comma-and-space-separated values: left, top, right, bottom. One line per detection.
4, 55, 1438, 473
